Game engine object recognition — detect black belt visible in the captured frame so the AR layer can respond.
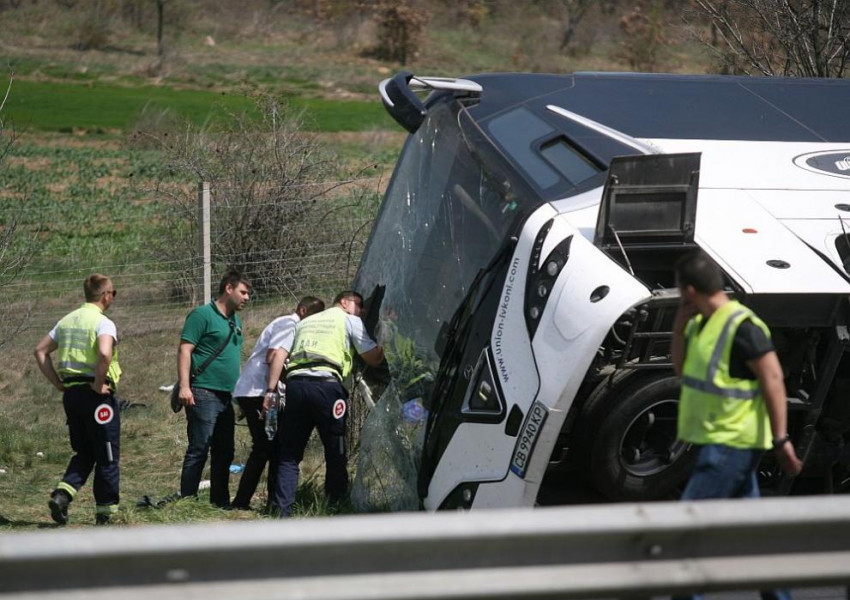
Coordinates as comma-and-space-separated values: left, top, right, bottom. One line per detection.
288, 360, 343, 382
62, 375, 115, 387
287, 375, 340, 384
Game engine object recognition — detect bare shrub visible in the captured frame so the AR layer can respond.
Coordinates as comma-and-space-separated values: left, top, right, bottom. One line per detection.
371, 1, 428, 64
688, 0, 850, 77
74, 15, 111, 50
72, 0, 113, 50
619, 0, 668, 71
135, 95, 378, 303
434, 0, 489, 28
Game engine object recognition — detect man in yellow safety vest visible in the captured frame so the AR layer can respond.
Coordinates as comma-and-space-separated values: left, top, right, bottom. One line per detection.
671, 251, 802, 600
34, 273, 122, 525
272, 291, 384, 516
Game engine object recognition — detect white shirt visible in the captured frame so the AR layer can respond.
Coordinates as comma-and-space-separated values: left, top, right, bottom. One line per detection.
233, 313, 300, 398
346, 313, 378, 354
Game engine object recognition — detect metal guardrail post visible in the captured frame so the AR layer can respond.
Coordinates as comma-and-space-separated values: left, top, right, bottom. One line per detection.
1, 496, 849, 599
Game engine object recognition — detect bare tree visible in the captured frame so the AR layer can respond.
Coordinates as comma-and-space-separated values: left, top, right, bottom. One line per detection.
551, 0, 595, 52
156, 0, 165, 57
690, 0, 850, 77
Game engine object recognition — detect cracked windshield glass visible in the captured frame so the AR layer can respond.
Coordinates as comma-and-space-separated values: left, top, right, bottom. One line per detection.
352, 99, 522, 510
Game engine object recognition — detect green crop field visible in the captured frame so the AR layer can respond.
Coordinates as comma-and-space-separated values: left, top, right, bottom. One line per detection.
4, 80, 393, 133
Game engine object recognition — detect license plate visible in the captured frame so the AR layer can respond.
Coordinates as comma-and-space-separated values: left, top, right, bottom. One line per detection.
510, 401, 548, 478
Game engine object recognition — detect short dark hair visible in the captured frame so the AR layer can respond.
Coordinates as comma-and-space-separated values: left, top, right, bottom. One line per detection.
674, 250, 725, 295
297, 296, 325, 317
218, 269, 251, 296
84, 274, 112, 302
333, 290, 363, 307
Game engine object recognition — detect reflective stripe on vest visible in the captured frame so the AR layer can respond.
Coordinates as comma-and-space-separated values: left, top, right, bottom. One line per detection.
678, 300, 771, 449
680, 308, 759, 400
287, 307, 352, 379
56, 303, 122, 387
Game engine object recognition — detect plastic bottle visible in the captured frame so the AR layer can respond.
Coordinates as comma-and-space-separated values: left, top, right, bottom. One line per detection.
265, 392, 279, 441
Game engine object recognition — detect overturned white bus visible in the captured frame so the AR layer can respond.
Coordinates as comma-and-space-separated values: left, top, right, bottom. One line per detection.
353, 72, 850, 510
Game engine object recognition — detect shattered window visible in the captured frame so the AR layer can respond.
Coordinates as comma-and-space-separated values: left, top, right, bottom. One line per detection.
352, 99, 525, 511
356, 100, 520, 370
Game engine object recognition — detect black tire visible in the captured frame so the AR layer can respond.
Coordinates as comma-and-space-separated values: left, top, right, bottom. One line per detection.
588, 375, 695, 501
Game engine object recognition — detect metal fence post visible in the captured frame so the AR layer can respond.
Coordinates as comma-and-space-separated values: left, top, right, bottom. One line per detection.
198, 181, 211, 304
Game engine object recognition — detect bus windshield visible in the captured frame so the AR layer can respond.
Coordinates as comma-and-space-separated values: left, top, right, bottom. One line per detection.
356, 98, 528, 370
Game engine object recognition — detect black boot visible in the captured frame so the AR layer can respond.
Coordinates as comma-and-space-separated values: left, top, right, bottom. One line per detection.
48, 489, 71, 525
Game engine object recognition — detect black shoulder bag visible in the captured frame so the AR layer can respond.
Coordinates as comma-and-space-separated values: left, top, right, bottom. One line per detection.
170, 317, 236, 413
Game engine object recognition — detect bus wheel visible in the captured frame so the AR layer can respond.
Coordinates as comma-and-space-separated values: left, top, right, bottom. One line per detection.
589, 375, 695, 501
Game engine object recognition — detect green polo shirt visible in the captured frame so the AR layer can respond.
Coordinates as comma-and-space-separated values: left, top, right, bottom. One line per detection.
180, 301, 243, 393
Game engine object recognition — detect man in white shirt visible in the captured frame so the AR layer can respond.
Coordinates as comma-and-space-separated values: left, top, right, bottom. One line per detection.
231, 296, 324, 510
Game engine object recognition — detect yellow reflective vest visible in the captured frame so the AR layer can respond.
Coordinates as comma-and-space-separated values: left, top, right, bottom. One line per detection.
678, 300, 771, 449
287, 307, 352, 380
55, 303, 122, 388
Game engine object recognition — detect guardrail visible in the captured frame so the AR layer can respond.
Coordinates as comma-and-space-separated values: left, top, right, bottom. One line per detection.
1, 496, 849, 599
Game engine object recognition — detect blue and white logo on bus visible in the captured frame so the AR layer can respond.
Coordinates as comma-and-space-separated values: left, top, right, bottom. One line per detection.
793, 150, 850, 179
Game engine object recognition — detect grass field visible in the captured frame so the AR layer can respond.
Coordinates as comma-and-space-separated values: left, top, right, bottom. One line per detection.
4, 80, 394, 133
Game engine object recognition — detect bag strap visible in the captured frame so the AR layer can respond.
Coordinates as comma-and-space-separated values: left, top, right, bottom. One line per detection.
191, 317, 236, 381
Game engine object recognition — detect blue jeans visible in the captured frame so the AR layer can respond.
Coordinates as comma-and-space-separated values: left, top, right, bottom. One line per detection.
681, 444, 762, 500
677, 444, 791, 600
180, 387, 234, 507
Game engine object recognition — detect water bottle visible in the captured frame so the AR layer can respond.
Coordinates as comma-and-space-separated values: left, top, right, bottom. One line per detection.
264, 391, 279, 441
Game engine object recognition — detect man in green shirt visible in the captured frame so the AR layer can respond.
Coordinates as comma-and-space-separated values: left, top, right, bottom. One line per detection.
176, 270, 250, 508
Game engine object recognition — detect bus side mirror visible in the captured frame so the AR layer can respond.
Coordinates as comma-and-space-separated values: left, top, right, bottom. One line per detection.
379, 71, 427, 134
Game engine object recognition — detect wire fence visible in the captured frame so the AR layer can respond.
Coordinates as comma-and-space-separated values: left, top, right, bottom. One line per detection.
2, 178, 381, 345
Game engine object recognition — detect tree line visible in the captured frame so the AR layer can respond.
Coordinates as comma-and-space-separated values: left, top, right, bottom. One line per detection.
0, 0, 847, 77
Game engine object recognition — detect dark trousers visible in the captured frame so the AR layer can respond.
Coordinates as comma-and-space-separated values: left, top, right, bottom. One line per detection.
232, 396, 278, 509
274, 378, 348, 516
180, 387, 234, 507
61, 385, 120, 507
